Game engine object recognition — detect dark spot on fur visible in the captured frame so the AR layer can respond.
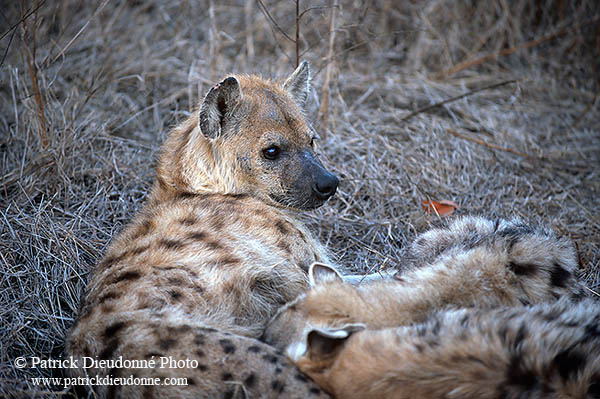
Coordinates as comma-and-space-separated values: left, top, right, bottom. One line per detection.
158, 338, 177, 350
275, 367, 282, 374
98, 291, 120, 304
195, 349, 205, 358
202, 327, 217, 333
176, 191, 197, 200
159, 239, 186, 250
275, 220, 291, 235
103, 321, 128, 338
130, 220, 153, 240
310, 387, 322, 395
588, 375, 600, 398
130, 245, 150, 256
248, 345, 261, 353
244, 373, 257, 387
295, 373, 309, 383
219, 339, 236, 354
211, 217, 225, 231
99, 338, 120, 360
188, 231, 207, 241
415, 344, 424, 353
222, 372, 233, 381
278, 241, 292, 254
508, 262, 537, 276
112, 270, 142, 284
498, 224, 535, 249
101, 253, 126, 269
431, 319, 441, 335
506, 355, 538, 390
550, 263, 572, 288
263, 354, 278, 364
179, 216, 197, 226
518, 297, 531, 306
272, 380, 285, 393
167, 277, 184, 286
157, 175, 169, 190
168, 290, 182, 301
218, 255, 241, 265
206, 240, 225, 251
554, 350, 586, 380
187, 378, 195, 386
460, 314, 470, 327
197, 364, 208, 371
195, 285, 204, 294
223, 390, 234, 399
513, 323, 527, 350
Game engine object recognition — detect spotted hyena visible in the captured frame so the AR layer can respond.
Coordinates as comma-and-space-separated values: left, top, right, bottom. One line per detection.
66, 62, 345, 398
263, 216, 591, 397
285, 299, 600, 399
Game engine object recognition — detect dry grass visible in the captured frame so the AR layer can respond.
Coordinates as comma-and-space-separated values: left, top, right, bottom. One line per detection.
1, 0, 599, 396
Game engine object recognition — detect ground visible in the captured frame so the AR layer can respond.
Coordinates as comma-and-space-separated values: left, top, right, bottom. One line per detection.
0, 0, 599, 397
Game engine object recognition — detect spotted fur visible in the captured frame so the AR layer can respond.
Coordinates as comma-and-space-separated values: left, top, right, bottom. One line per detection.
263, 216, 591, 398
66, 63, 338, 398
264, 216, 586, 350
296, 299, 600, 399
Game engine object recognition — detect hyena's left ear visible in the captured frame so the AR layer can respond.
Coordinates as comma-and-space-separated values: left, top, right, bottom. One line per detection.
309, 262, 343, 287
283, 61, 311, 108
199, 77, 242, 139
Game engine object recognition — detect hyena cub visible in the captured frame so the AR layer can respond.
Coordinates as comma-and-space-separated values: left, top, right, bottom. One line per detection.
66, 62, 339, 398
264, 216, 586, 351
263, 216, 592, 398
289, 299, 600, 399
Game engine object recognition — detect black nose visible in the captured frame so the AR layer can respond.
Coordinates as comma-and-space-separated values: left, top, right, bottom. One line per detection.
312, 172, 339, 200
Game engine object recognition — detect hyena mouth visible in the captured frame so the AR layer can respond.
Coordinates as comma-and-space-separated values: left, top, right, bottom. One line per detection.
268, 193, 327, 210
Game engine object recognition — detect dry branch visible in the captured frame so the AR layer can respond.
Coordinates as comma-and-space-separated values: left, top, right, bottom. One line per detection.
400, 79, 519, 121
446, 128, 532, 159
317, 0, 337, 140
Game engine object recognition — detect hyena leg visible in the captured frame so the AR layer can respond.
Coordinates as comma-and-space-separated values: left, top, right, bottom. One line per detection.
76, 321, 330, 399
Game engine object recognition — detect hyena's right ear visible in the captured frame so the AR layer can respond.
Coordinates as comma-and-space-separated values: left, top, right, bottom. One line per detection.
283, 61, 311, 108
305, 323, 366, 360
309, 262, 343, 287
199, 77, 242, 139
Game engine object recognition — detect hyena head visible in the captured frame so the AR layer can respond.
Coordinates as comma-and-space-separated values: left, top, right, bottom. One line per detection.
263, 263, 365, 359
156, 61, 338, 210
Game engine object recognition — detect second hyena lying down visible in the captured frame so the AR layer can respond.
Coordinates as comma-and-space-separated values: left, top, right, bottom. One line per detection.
291, 299, 600, 399
264, 216, 586, 351
263, 216, 593, 398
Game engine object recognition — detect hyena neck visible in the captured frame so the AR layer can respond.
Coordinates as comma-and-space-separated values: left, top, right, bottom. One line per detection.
151, 114, 241, 202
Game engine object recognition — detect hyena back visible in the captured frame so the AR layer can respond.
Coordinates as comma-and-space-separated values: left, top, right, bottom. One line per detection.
65, 62, 337, 398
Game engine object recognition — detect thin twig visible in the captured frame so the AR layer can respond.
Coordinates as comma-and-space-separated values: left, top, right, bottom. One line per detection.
22, 0, 47, 148
572, 93, 598, 129
317, 0, 337, 140
0, 0, 46, 42
446, 128, 532, 159
256, 0, 294, 43
400, 79, 519, 121
295, 0, 299, 68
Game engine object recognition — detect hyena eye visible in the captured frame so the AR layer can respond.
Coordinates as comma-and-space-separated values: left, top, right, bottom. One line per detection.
262, 146, 280, 160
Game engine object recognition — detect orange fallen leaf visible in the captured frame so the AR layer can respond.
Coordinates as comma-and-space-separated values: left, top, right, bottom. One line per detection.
422, 200, 459, 216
